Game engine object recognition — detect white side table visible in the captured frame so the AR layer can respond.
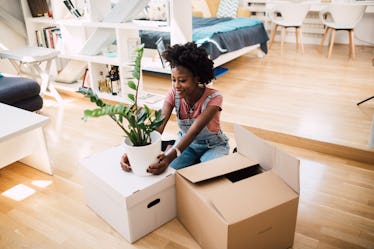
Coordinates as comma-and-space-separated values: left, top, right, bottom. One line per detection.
0, 103, 52, 175
0, 46, 62, 102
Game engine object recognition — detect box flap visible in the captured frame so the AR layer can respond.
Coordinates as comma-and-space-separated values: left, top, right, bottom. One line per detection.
273, 147, 300, 194
208, 172, 298, 224
177, 153, 259, 183
234, 124, 275, 171
234, 124, 300, 194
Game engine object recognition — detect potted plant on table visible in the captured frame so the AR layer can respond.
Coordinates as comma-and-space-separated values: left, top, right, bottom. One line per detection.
78, 45, 164, 176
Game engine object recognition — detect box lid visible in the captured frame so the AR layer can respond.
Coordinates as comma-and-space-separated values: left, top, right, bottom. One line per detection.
80, 145, 175, 207
178, 153, 259, 183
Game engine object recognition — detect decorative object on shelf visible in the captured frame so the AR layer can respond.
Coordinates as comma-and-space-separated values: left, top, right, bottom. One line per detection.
78, 45, 165, 176
144, 0, 169, 21
109, 65, 120, 95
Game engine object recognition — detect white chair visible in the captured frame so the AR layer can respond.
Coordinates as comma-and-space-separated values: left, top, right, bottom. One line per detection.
268, 3, 310, 55
318, 5, 366, 59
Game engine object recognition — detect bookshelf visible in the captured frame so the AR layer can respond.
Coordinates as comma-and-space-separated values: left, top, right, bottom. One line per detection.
20, 0, 189, 107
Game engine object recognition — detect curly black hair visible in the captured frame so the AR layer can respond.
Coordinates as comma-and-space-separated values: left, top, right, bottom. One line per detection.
162, 42, 215, 85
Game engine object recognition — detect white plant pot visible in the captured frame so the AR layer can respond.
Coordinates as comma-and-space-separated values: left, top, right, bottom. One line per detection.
123, 131, 162, 176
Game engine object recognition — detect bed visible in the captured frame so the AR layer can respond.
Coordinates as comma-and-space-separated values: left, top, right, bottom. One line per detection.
139, 17, 269, 68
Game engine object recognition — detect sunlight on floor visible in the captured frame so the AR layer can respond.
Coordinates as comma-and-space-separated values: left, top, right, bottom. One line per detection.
1, 180, 53, 201
1, 184, 36, 201
31, 180, 53, 188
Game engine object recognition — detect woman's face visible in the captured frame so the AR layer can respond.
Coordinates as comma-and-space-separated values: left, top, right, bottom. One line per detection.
171, 66, 199, 99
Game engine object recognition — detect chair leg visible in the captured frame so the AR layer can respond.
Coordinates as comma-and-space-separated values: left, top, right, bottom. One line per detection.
298, 27, 304, 54
357, 96, 374, 106
281, 26, 286, 56
295, 27, 299, 51
327, 29, 336, 59
349, 29, 356, 60
268, 24, 278, 49
319, 26, 329, 53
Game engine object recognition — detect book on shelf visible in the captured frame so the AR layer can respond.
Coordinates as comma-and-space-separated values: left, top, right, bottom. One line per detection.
27, 0, 49, 17
35, 26, 61, 49
43, 26, 56, 48
63, 0, 82, 18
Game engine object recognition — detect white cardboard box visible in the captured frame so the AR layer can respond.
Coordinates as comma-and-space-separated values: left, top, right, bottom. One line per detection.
80, 145, 176, 243
176, 124, 300, 249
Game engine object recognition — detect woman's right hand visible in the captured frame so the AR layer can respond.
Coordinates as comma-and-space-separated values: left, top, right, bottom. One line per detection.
120, 153, 132, 172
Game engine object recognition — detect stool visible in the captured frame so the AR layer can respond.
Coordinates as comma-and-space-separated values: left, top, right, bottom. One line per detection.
0, 46, 62, 102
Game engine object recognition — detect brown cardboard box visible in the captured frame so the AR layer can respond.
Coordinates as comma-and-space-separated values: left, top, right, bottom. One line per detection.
176, 124, 300, 249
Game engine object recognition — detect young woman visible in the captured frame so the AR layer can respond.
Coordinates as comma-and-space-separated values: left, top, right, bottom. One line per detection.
121, 42, 229, 174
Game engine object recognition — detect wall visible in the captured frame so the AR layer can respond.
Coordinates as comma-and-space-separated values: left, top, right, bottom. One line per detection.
0, 0, 27, 74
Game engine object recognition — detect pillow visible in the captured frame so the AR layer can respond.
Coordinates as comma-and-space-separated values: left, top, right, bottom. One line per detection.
192, 0, 212, 18
0, 73, 3, 78
216, 0, 239, 18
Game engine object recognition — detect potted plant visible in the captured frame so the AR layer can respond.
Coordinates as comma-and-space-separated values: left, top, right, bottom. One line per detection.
78, 45, 164, 176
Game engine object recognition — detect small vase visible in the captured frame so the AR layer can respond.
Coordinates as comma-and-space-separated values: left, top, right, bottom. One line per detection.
123, 131, 162, 176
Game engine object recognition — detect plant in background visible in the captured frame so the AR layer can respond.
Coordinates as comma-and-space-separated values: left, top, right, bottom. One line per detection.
78, 45, 164, 146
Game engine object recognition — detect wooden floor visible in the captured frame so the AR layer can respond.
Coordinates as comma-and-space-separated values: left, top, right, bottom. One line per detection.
143, 43, 374, 164
0, 43, 373, 249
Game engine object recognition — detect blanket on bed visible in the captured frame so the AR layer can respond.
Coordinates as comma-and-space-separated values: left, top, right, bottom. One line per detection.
140, 17, 269, 60
193, 18, 262, 41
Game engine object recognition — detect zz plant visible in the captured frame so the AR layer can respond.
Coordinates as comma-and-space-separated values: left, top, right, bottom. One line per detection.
79, 45, 164, 146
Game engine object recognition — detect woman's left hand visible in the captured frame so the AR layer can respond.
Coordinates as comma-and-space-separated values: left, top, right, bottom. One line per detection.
147, 152, 171, 175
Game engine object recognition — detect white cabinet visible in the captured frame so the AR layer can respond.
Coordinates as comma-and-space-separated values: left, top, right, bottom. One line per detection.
20, 0, 177, 107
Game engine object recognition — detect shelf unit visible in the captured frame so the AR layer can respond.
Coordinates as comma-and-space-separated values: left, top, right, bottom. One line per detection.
20, 0, 191, 107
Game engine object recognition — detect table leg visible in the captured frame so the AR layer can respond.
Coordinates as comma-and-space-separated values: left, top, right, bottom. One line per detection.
32, 61, 63, 103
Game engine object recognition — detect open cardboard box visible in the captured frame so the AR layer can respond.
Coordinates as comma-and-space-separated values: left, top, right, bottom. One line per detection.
176, 124, 300, 249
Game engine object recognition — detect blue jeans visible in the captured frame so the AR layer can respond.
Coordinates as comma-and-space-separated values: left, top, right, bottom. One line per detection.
169, 132, 230, 170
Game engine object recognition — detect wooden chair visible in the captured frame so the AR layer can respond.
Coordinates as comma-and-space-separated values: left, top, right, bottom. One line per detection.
268, 3, 310, 55
318, 5, 366, 59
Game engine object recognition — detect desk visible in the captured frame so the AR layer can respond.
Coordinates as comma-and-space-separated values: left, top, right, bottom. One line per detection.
0, 103, 52, 175
0, 47, 62, 102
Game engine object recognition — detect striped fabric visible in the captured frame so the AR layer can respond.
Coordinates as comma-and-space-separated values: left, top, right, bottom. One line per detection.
216, 0, 239, 18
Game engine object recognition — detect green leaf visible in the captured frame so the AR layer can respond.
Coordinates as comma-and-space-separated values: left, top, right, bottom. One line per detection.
128, 94, 135, 102
132, 70, 139, 80
128, 81, 137, 90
